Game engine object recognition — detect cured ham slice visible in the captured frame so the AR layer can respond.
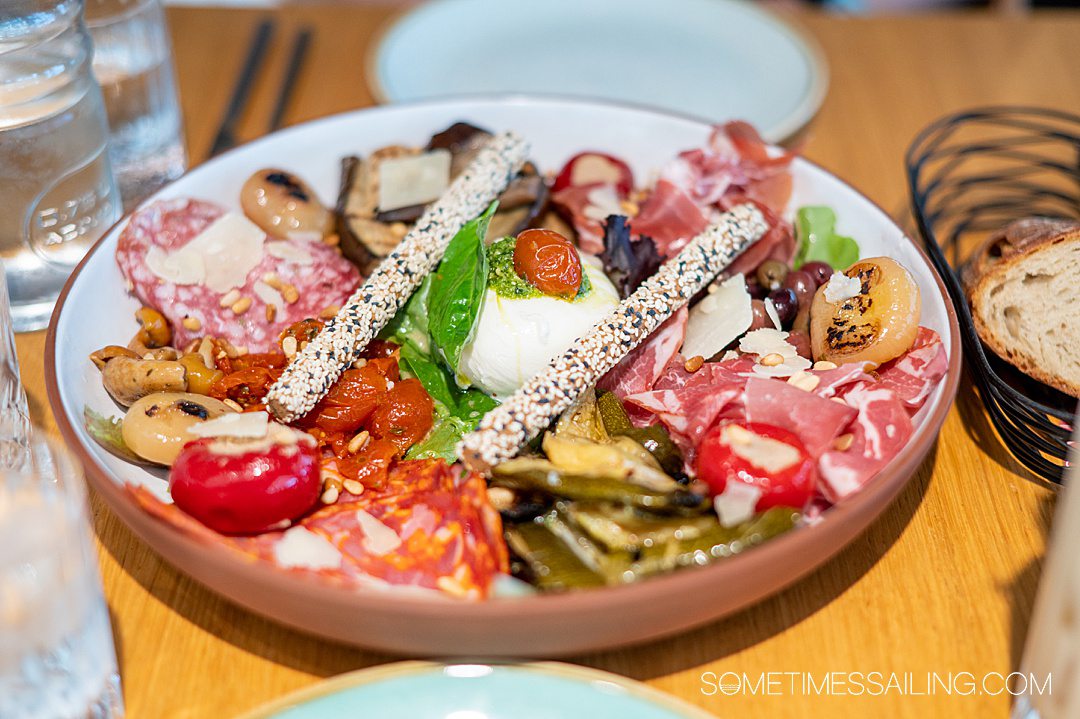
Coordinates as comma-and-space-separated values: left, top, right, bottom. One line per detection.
551, 182, 620, 255
743, 377, 857, 458
624, 375, 743, 457
817, 384, 914, 502
598, 306, 688, 398
630, 180, 709, 256
875, 328, 948, 409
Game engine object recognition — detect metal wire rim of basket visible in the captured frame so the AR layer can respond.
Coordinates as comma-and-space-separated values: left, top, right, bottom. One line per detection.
906, 106, 1080, 483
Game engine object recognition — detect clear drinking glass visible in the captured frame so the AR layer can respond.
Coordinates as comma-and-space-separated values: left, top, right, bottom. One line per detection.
0, 265, 32, 468
0, 1, 123, 332
0, 435, 125, 718
85, 0, 186, 210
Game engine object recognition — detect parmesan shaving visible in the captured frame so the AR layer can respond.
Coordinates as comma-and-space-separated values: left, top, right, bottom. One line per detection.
274, 527, 343, 570
267, 241, 314, 265
823, 271, 863, 303
188, 411, 268, 439
355, 510, 402, 556
145, 213, 266, 292
713, 481, 762, 527
682, 273, 753, 360
721, 424, 802, 474
378, 149, 452, 212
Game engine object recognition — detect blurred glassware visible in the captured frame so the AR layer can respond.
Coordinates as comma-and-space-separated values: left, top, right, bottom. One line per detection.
0, 433, 125, 718
85, 0, 187, 210
0, 0, 123, 332
0, 264, 32, 469
1013, 422, 1080, 719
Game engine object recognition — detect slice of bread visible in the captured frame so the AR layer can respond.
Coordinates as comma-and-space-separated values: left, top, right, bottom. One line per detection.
968, 222, 1080, 397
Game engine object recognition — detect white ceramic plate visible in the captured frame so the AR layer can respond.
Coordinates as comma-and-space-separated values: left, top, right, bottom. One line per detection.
238, 662, 715, 719
46, 97, 959, 656
371, 0, 827, 142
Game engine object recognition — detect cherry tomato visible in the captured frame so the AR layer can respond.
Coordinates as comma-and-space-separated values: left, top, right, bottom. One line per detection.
323, 364, 390, 406
696, 421, 816, 511
368, 378, 434, 455
170, 432, 321, 534
513, 229, 582, 299
551, 152, 635, 197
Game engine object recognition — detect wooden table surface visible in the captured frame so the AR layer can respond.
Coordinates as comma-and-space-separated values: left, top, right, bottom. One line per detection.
14, 4, 1080, 718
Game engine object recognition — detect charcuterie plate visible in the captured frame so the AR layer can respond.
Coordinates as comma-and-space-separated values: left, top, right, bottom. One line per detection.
46, 96, 959, 656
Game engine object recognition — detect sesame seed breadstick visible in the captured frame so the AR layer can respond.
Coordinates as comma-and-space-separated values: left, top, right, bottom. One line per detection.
457, 203, 769, 474
267, 131, 530, 422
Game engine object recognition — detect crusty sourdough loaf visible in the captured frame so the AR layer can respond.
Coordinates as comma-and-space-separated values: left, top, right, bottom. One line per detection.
967, 219, 1080, 397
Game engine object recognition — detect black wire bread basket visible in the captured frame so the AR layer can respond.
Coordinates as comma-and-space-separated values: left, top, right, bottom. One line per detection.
906, 106, 1080, 483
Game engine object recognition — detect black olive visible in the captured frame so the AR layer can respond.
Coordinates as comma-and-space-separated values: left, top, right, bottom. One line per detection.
175, 400, 209, 419
755, 259, 789, 291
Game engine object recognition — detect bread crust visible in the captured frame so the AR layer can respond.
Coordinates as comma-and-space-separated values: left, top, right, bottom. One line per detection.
968, 222, 1080, 398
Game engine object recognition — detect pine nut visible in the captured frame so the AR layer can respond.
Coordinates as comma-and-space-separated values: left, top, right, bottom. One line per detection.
342, 479, 364, 496
265, 303, 277, 323
230, 297, 252, 315
181, 316, 201, 331
760, 353, 785, 367
347, 430, 370, 454
684, 355, 705, 373
834, 433, 854, 451
813, 360, 838, 371
222, 398, 243, 413
219, 289, 241, 308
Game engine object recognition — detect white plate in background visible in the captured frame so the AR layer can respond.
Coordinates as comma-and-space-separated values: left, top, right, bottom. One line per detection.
371, 0, 827, 142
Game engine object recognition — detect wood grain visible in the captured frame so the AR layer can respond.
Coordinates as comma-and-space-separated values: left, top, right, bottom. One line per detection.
14, 6, 1079, 717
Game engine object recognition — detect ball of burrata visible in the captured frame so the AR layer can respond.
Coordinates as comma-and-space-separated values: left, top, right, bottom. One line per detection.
459, 255, 620, 398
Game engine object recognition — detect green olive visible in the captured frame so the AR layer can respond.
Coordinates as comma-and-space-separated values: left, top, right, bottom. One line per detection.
755, 259, 789, 292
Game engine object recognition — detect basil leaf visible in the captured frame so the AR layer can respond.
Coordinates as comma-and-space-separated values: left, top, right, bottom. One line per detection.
398, 342, 459, 411
794, 206, 859, 270
428, 202, 497, 373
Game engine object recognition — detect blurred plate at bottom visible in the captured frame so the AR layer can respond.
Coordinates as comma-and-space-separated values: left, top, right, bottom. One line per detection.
239, 661, 717, 719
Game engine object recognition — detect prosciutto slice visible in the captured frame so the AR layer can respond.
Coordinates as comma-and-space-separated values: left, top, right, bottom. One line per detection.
625, 368, 744, 456
875, 328, 948, 409
599, 306, 688, 398
743, 377, 857, 459
817, 384, 914, 502
551, 182, 620, 254
629, 180, 708, 256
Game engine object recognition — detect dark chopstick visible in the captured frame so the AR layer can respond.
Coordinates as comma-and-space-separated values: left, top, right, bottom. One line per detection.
207, 18, 276, 158
267, 26, 313, 133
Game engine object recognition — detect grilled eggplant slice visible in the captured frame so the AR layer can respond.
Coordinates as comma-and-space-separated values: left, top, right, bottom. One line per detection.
334, 123, 549, 273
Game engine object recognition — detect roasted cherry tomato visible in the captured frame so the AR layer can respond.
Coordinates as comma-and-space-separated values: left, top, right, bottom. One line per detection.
513, 228, 582, 299
209, 366, 280, 409
368, 378, 434, 455
170, 429, 321, 534
333, 437, 398, 489
279, 318, 324, 350
551, 151, 635, 197
696, 421, 816, 511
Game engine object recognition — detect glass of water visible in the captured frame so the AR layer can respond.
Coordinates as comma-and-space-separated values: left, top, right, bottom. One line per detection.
0, 435, 125, 719
0, 1, 123, 332
85, 0, 187, 210
0, 265, 32, 467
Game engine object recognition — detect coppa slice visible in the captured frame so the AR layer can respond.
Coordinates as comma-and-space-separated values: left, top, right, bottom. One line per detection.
809, 257, 920, 367
116, 199, 361, 351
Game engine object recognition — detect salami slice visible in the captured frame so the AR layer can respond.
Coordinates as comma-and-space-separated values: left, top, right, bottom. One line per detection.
116, 198, 361, 352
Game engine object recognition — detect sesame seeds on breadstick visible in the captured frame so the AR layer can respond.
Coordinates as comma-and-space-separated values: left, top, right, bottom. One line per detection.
266, 132, 530, 423
457, 203, 769, 474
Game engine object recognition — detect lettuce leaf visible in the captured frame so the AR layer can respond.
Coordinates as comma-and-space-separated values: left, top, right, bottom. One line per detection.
83, 407, 145, 465
794, 206, 859, 270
